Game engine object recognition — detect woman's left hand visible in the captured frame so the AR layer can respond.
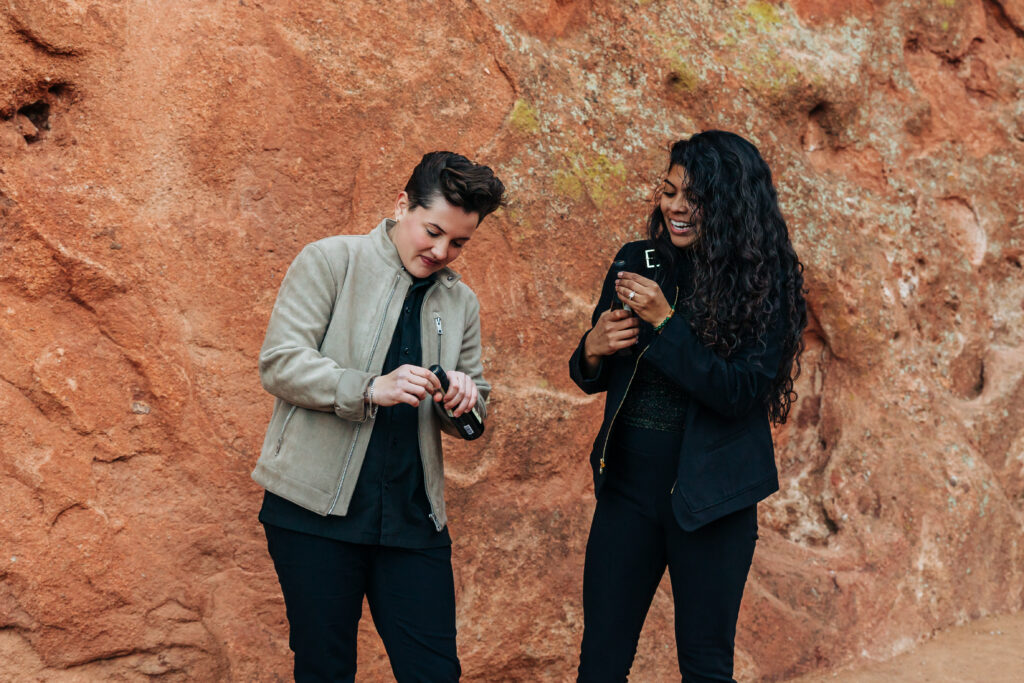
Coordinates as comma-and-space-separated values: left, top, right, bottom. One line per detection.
615, 271, 673, 326
433, 370, 479, 417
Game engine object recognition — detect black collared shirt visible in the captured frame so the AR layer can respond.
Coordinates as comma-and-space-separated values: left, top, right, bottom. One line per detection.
260, 274, 452, 548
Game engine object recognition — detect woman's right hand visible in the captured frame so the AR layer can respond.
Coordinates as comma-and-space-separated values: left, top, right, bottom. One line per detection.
371, 364, 443, 407
583, 309, 640, 368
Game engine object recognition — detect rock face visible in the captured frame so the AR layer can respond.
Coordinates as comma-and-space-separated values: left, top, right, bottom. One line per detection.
1, 1, 1022, 680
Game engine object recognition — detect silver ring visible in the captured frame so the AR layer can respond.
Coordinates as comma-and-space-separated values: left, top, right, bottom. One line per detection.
628, 291, 636, 300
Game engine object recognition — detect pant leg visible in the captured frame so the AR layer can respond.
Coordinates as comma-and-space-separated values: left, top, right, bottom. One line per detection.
577, 489, 668, 683
365, 544, 461, 683
263, 523, 371, 683
664, 505, 758, 683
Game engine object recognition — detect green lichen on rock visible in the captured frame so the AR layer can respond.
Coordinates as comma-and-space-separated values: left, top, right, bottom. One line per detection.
743, 0, 782, 32
668, 58, 699, 91
653, 33, 700, 92
553, 150, 627, 209
734, 44, 806, 99
581, 154, 627, 208
552, 170, 584, 201
509, 98, 540, 134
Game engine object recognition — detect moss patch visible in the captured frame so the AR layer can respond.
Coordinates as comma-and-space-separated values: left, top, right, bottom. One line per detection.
509, 99, 540, 134
654, 33, 701, 92
744, 0, 782, 32
553, 150, 627, 209
668, 58, 699, 92
552, 170, 584, 201
734, 44, 806, 98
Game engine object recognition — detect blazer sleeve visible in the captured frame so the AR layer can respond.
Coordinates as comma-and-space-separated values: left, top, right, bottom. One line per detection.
568, 245, 628, 395
258, 243, 374, 422
434, 292, 491, 436
642, 305, 785, 419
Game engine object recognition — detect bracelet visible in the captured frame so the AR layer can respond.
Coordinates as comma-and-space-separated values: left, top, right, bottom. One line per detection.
364, 377, 379, 419
654, 307, 674, 333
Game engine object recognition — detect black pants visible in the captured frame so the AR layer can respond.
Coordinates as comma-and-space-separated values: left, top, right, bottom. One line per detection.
263, 524, 460, 683
578, 427, 758, 682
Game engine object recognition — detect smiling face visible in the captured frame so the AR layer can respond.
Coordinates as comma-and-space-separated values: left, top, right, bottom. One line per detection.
391, 192, 480, 278
660, 164, 699, 250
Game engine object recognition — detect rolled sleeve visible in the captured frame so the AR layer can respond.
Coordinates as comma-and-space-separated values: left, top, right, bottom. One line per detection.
259, 243, 369, 421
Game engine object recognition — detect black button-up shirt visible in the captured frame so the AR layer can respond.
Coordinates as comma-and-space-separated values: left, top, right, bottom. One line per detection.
260, 274, 451, 548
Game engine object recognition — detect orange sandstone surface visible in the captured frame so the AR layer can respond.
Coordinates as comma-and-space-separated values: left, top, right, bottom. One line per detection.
1, 1, 1023, 680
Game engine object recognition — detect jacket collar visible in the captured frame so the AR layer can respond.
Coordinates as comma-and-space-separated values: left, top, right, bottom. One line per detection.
370, 218, 462, 289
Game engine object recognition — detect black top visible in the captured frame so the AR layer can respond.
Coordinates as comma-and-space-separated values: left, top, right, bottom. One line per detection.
618, 254, 693, 433
569, 240, 785, 531
260, 274, 452, 548
618, 359, 689, 432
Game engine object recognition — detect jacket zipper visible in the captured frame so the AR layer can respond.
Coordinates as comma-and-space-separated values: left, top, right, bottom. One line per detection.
434, 313, 443, 366
422, 284, 444, 530
598, 348, 648, 474
598, 286, 680, 475
326, 273, 402, 515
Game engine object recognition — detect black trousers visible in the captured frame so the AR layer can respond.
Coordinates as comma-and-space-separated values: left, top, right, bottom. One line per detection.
263, 523, 460, 683
578, 427, 758, 683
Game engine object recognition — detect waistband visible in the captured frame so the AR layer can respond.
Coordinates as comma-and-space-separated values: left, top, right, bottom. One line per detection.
611, 424, 684, 454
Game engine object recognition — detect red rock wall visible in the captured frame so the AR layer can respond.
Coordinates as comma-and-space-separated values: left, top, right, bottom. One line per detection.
2, 1, 1023, 680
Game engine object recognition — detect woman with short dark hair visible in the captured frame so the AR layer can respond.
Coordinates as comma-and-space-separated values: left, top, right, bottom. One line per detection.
254, 151, 505, 682
570, 131, 807, 682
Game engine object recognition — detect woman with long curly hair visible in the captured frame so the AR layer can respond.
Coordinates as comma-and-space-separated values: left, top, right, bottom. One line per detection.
569, 130, 807, 682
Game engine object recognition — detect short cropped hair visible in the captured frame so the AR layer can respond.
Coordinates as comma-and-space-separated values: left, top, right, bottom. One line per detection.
404, 151, 506, 222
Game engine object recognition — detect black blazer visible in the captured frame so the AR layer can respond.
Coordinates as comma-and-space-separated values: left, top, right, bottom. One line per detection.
569, 241, 782, 531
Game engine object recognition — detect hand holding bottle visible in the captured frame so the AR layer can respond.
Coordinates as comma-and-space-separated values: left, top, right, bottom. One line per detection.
615, 271, 672, 326
429, 365, 484, 440
431, 369, 479, 418
371, 364, 443, 407
583, 308, 640, 371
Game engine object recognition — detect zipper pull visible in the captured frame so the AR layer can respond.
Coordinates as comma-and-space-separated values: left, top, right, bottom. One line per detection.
434, 314, 443, 366
599, 457, 606, 474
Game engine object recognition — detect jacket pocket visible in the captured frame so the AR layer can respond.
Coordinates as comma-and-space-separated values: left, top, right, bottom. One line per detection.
703, 427, 749, 452
679, 432, 773, 512
273, 405, 298, 457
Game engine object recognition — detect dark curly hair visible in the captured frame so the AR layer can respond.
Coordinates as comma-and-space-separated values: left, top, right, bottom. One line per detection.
405, 151, 506, 222
647, 130, 807, 424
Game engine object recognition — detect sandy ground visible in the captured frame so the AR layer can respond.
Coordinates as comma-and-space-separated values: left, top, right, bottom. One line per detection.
783, 612, 1024, 683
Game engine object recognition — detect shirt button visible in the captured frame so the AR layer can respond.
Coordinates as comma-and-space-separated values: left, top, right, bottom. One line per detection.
404, 307, 411, 314
402, 347, 410, 355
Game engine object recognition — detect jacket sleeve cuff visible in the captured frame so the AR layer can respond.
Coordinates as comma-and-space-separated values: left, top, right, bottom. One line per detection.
569, 331, 607, 393
576, 354, 605, 387
334, 369, 375, 422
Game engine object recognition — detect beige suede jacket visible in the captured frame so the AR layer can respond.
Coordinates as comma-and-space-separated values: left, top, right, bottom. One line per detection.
251, 218, 490, 530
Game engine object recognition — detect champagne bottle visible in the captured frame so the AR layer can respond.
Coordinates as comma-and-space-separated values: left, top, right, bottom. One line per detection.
608, 258, 634, 357
428, 365, 485, 440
